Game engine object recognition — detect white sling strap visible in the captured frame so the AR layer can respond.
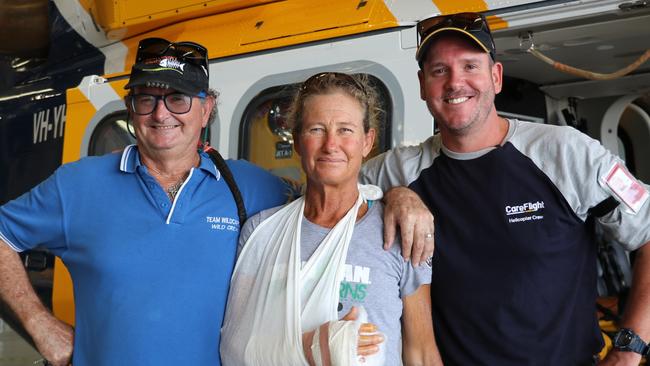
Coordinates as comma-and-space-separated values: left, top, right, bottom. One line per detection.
221, 185, 383, 365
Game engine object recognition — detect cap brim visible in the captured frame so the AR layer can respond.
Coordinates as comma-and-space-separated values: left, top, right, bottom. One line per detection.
416, 27, 491, 62
124, 71, 201, 95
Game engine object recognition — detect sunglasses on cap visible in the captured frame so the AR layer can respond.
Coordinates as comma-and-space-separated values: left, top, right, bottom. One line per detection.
136, 38, 209, 77
417, 12, 490, 44
301, 72, 367, 96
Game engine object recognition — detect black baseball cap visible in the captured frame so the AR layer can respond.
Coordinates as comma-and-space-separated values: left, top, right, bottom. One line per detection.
416, 12, 496, 66
125, 38, 209, 95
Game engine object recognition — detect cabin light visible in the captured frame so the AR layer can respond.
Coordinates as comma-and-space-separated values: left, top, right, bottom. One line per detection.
11, 59, 30, 69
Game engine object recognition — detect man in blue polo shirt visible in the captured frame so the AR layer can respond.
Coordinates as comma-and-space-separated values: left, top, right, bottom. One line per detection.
0, 38, 290, 365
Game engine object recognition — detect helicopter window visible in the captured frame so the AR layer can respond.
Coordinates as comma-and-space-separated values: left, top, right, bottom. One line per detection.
239, 74, 391, 183
88, 111, 135, 156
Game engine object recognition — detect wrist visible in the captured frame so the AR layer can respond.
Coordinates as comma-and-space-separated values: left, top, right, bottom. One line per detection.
384, 186, 417, 203
607, 349, 643, 364
612, 328, 650, 356
303, 330, 316, 365
384, 186, 405, 199
23, 307, 53, 336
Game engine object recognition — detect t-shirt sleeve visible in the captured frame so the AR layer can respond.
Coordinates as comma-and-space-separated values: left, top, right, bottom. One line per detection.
360, 138, 439, 190
228, 160, 297, 219
387, 238, 432, 298
596, 170, 650, 250
237, 206, 284, 258
237, 211, 263, 257
511, 123, 650, 251
0, 170, 67, 255
566, 129, 650, 250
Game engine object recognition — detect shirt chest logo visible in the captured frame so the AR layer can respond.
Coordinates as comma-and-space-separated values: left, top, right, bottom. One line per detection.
505, 200, 545, 223
206, 216, 239, 232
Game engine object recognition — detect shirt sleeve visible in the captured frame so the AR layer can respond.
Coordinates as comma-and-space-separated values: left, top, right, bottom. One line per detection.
237, 211, 263, 257
596, 173, 650, 250
385, 238, 432, 298
237, 205, 284, 258
360, 137, 439, 190
227, 159, 296, 219
511, 122, 650, 251
0, 170, 68, 255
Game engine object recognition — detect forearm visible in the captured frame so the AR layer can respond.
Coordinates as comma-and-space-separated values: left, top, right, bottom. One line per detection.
620, 242, 650, 331
403, 351, 443, 366
1, 241, 74, 365
602, 241, 650, 365
0, 241, 50, 333
403, 330, 443, 366
402, 285, 443, 365
302, 330, 316, 366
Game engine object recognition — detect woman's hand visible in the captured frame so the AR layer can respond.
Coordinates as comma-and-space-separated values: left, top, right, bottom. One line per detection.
342, 306, 384, 356
302, 306, 385, 365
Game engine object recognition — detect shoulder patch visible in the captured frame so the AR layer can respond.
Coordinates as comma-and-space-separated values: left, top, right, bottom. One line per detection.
602, 162, 649, 214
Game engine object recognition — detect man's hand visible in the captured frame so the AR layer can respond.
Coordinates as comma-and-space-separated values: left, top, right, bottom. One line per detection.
598, 349, 642, 365
383, 186, 434, 265
27, 311, 74, 366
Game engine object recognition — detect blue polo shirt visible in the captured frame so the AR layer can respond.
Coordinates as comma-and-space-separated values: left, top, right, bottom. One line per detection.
0, 145, 291, 365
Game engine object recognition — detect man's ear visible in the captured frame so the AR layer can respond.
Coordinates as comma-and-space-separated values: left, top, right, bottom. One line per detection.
417, 70, 426, 101
201, 95, 216, 128
492, 61, 504, 95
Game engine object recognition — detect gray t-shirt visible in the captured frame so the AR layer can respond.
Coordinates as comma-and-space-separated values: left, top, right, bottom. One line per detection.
239, 201, 432, 365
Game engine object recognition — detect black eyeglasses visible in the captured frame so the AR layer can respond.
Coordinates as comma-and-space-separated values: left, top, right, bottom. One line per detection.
301, 72, 367, 96
136, 38, 209, 77
417, 12, 489, 44
127, 91, 206, 115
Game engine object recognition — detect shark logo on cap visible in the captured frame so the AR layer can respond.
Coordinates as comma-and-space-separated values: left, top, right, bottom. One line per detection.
159, 57, 185, 72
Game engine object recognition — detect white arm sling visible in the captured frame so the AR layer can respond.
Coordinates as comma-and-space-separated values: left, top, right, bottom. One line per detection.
221, 185, 384, 366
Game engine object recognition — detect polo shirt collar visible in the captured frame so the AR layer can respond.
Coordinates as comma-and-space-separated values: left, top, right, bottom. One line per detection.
119, 144, 221, 180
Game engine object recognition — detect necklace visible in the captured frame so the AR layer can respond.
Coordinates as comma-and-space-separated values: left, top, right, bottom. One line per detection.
144, 155, 200, 201
147, 165, 185, 179
166, 178, 185, 200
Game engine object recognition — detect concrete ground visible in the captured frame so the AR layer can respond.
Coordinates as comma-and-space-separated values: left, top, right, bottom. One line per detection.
0, 319, 42, 366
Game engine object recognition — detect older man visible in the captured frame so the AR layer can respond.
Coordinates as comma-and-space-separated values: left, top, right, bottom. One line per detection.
0, 38, 290, 365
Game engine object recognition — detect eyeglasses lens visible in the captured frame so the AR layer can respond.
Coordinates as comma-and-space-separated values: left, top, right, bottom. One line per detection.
130, 93, 194, 115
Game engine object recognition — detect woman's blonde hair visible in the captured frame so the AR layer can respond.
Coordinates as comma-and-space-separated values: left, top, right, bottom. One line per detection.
288, 72, 382, 135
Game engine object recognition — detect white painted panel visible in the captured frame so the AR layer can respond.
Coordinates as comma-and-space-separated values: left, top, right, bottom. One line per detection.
208, 29, 434, 158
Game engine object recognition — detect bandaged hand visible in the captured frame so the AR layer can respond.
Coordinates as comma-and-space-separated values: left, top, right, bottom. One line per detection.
303, 306, 385, 366
343, 307, 384, 357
